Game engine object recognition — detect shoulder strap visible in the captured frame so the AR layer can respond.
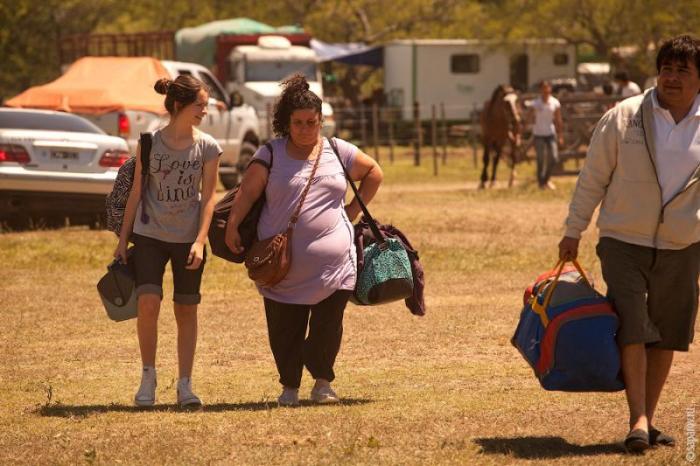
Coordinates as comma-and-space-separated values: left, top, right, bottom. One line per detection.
328, 137, 385, 245
264, 142, 273, 169
248, 142, 274, 171
138, 132, 152, 224
140, 132, 152, 175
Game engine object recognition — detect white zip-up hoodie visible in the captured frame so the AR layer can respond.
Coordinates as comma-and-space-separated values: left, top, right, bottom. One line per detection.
564, 89, 700, 250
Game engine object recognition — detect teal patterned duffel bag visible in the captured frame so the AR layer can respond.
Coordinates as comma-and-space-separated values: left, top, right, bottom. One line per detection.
329, 138, 414, 306
354, 237, 414, 305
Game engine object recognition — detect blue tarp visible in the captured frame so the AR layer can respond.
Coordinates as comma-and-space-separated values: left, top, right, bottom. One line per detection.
310, 39, 383, 67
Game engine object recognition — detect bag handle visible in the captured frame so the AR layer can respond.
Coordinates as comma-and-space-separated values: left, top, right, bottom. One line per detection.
327, 137, 386, 247
531, 259, 592, 326
287, 141, 322, 229
107, 260, 129, 305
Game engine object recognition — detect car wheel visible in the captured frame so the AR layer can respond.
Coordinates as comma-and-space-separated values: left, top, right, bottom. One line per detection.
219, 167, 239, 190
219, 141, 257, 190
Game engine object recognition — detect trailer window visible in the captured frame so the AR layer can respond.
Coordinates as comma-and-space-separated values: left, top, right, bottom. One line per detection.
451, 54, 480, 74
554, 53, 569, 66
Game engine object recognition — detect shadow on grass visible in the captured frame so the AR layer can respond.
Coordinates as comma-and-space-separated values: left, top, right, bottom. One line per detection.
474, 436, 623, 459
36, 398, 373, 417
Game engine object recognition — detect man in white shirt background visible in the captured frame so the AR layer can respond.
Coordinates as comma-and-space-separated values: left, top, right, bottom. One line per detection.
614, 70, 642, 98
530, 81, 564, 190
559, 34, 700, 454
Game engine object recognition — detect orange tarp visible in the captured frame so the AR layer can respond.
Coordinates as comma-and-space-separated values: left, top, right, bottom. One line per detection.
5, 57, 169, 115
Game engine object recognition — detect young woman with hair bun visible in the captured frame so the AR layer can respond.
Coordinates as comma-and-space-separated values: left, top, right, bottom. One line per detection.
225, 74, 383, 406
114, 74, 222, 408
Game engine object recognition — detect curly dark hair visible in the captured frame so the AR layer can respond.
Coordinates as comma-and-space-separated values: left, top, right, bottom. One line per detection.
656, 34, 700, 74
154, 75, 209, 115
272, 74, 322, 137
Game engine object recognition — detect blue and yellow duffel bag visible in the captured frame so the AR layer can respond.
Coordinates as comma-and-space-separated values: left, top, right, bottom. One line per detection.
512, 260, 625, 392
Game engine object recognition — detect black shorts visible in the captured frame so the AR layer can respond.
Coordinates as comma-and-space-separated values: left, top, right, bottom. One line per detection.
596, 237, 700, 351
132, 233, 207, 305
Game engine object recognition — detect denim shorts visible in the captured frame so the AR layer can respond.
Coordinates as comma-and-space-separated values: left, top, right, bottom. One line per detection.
132, 233, 206, 305
596, 236, 700, 351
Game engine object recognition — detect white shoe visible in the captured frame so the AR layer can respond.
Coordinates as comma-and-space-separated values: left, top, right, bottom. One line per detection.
310, 383, 340, 404
278, 387, 300, 407
134, 367, 157, 407
177, 377, 202, 408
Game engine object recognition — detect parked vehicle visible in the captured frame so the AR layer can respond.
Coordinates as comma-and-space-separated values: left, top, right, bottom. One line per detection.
382, 39, 577, 120
176, 19, 336, 139
6, 57, 261, 189
222, 35, 336, 139
0, 108, 130, 229
82, 60, 261, 189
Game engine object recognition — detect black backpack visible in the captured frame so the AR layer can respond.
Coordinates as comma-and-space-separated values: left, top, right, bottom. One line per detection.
208, 142, 272, 263
105, 133, 152, 236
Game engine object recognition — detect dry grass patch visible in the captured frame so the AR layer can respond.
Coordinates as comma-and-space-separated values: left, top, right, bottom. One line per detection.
0, 152, 697, 465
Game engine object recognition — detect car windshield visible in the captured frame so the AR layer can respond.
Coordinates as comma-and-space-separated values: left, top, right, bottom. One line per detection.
0, 111, 105, 134
245, 61, 318, 82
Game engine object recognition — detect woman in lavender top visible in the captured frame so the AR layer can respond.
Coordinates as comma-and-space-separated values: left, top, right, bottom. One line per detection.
225, 74, 383, 406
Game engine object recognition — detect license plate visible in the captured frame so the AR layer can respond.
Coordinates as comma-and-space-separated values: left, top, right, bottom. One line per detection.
50, 151, 79, 160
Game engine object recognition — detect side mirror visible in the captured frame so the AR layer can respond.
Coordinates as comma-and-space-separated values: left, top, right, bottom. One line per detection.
230, 91, 244, 107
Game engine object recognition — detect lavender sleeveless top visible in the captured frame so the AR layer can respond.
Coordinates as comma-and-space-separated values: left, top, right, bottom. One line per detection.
252, 137, 358, 305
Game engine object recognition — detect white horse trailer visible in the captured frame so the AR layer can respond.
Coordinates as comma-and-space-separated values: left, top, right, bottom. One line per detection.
383, 39, 576, 120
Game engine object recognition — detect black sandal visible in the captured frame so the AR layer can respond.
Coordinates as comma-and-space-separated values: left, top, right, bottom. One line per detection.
624, 428, 650, 454
649, 426, 676, 447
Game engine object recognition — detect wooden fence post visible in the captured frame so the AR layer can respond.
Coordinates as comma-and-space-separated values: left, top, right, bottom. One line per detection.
360, 103, 367, 148
388, 107, 395, 164
413, 101, 421, 166
372, 103, 380, 163
440, 102, 447, 165
431, 104, 438, 176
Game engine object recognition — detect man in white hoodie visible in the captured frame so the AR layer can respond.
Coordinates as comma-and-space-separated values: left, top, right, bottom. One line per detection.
559, 35, 700, 454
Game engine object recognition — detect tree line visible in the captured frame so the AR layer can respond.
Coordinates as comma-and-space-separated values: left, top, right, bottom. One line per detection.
1, 0, 698, 103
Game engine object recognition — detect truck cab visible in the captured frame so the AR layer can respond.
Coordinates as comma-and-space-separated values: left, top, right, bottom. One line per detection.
225, 36, 335, 140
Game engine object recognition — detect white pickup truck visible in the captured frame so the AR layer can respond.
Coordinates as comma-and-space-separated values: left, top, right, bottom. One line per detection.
82, 60, 261, 188
225, 36, 336, 140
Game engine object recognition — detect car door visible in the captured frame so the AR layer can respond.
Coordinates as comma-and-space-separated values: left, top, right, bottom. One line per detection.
196, 70, 235, 155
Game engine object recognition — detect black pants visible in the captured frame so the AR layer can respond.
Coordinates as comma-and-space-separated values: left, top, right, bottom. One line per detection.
263, 290, 351, 389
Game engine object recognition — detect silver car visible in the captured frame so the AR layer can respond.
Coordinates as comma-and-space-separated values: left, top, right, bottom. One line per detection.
0, 108, 129, 229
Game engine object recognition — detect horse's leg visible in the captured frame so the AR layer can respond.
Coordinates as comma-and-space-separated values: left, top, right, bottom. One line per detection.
508, 142, 517, 188
490, 144, 502, 188
479, 143, 490, 189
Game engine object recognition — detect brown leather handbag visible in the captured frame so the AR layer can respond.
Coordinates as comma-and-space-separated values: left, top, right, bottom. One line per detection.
244, 147, 322, 287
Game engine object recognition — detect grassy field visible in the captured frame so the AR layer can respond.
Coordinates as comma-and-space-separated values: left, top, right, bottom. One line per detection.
0, 149, 697, 465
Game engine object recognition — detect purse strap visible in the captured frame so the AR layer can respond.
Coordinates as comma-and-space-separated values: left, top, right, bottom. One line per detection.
287, 140, 322, 229
327, 137, 386, 247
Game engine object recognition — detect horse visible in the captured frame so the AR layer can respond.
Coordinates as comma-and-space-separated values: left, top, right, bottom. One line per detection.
478, 85, 523, 188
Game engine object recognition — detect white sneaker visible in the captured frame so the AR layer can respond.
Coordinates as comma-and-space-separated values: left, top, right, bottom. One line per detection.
277, 387, 300, 407
177, 377, 202, 408
310, 383, 340, 404
134, 367, 157, 407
